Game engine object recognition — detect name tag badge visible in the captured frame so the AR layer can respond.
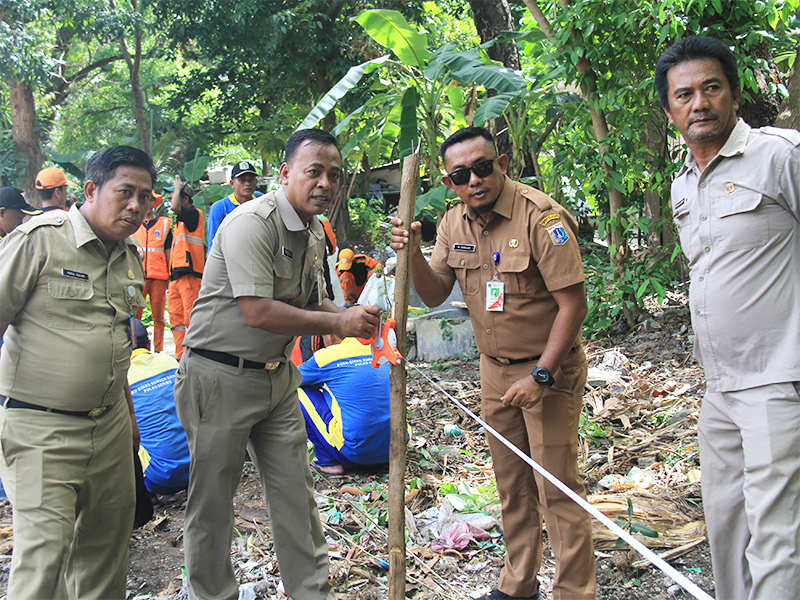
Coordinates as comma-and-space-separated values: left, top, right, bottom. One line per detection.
61, 268, 89, 281
453, 243, 476, 252
281, 246, 293, 259
486, 281, 504, 312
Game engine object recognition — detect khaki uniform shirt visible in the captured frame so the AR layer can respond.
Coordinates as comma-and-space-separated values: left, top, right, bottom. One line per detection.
671, 119, 800, 392
429, 177, 584, 359
0, 205, 145, 409
184, 188, 327, 363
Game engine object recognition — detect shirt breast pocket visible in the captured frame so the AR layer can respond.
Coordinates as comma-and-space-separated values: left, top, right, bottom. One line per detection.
46, 277, 95, 330
713, 190, 768, 252
272, 255, 299, 302
497, 251, 533, 295
446, 250, 481, 296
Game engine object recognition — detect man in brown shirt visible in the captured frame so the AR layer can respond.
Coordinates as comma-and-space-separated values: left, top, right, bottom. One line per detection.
391, 127, 594, 600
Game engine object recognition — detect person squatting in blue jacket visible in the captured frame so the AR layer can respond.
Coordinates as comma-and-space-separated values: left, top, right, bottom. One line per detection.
297, 334, 410, 475
128, 320, 191, 494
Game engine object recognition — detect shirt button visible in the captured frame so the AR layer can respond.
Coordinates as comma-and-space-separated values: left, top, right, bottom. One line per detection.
68, 289, 76, 297
483, 264, 489, 269
699, 183, 707, 189
699, 276, 705, 282
700, 215, 707, 221
460, 259, 465, 265
704, 246, 710, 252
487, 329, 492, 335
696, 309, 702, 316
482, 230, 489, 236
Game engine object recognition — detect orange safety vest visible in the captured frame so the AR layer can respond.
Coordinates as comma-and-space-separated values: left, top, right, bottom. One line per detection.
132, 217, 171, 280
171, 209, 205, 276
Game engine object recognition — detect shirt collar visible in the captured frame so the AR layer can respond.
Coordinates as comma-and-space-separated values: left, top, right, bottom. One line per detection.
69, 203, 101, 248
132, 348, 150, 359
677, 118, 749, 177
228, 192, 240, 206
275, 188, 325, 241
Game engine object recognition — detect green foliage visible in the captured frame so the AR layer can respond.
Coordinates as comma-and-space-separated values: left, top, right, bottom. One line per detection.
614, 497, 659, 547
438, 480, 498, 513
347, 197, 385, 244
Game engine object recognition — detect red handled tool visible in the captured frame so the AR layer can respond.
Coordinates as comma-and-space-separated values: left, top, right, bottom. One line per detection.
358, 317, 403, 368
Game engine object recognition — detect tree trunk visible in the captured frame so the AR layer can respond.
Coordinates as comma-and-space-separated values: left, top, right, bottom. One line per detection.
117, 0, 149, 154
737, 41, 782, 128
9, 77, 44, 204
468, 0, 520, 160
774, 44, 800, 132
523, 0, 635, 328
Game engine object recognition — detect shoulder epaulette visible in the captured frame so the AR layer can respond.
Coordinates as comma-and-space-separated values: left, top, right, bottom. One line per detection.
516, 184, 555, 212
15, 213, 68, 235
758, 126, 800, 147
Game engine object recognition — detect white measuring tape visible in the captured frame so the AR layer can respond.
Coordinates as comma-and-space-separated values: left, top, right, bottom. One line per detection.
407, 362, 715, 600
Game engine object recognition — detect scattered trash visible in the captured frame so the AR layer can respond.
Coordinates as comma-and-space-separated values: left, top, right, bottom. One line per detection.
431, 522, 490, 551
444, 424, 462, 436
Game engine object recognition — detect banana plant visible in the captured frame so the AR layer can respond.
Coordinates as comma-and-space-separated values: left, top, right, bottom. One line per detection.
299, 9, 526, 217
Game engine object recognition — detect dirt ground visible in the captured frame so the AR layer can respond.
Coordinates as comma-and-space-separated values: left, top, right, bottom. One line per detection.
0, 296, 715, 599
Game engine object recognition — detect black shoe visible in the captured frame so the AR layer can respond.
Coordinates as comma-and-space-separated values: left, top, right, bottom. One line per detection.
476, 589, 543, 600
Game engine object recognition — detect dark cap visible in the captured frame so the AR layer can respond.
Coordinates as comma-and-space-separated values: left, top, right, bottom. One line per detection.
231, 161, 257, 179
0, 187, 42, 215
133, 319, 149, 349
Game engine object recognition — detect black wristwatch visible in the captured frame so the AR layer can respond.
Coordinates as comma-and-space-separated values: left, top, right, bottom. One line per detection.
531, 366, 555, 387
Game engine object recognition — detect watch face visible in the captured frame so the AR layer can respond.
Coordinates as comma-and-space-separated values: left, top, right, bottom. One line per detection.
533, 367, 554, 386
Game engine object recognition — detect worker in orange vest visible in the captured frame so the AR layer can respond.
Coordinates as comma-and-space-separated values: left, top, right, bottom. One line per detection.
132, 192, 172, 351
335, 248, 380, 304
167, 176, 205, 359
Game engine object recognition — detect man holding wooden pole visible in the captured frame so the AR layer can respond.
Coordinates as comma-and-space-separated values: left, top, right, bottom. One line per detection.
391, 127, 595, 600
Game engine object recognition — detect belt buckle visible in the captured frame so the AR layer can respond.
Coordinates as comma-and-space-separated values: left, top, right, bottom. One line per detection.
496, 357, 511, 365
87, 406, 109, 418
263, 362, 280, 371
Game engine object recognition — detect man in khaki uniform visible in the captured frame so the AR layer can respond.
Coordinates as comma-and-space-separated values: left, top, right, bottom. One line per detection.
391, 127, 595, 600
175, 129, 379, 600
657, 36, 800, 600
0, 145, 154, 599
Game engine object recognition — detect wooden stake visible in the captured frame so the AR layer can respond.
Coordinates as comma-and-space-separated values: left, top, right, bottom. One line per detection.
388, 152, 419, 600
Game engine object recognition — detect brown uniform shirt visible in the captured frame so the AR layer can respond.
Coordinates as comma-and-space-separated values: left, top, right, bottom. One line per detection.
0, 205, 145, 410
429, 177, 584, 359
184, 188, 327, 363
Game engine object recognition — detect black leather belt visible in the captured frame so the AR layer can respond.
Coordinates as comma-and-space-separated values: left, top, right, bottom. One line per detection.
0, 395, 110, 418
189, 348, 280, 370
489, 355, 540, 365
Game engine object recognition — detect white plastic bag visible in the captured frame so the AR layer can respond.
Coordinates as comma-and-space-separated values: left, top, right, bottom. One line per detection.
358, 273, 395, 310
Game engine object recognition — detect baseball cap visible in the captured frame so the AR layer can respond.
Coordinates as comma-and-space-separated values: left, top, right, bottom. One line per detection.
231, 161, 257, 179
35, 167, 78, 190
0, 187, 42, 215
337, 248, 355, 271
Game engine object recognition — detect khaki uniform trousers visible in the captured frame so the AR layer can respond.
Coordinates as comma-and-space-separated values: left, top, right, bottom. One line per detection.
168, 276, 201, 359
0, 400, 134, 599
699, 382, 800, 600
480, 348, 595, 600
136, 278, 169, 351
175, 350, 333, 600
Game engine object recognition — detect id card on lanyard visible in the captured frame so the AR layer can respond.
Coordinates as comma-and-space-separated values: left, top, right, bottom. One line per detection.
486, 251, 504, 311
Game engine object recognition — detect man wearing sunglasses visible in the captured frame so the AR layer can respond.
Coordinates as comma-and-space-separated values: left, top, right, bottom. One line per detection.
391, 127, 594, 600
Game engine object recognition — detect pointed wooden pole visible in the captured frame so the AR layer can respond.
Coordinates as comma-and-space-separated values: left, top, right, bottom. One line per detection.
388, 151, 419, 600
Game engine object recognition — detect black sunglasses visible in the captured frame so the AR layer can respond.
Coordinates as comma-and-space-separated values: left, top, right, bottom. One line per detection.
446, 158, 495, 186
